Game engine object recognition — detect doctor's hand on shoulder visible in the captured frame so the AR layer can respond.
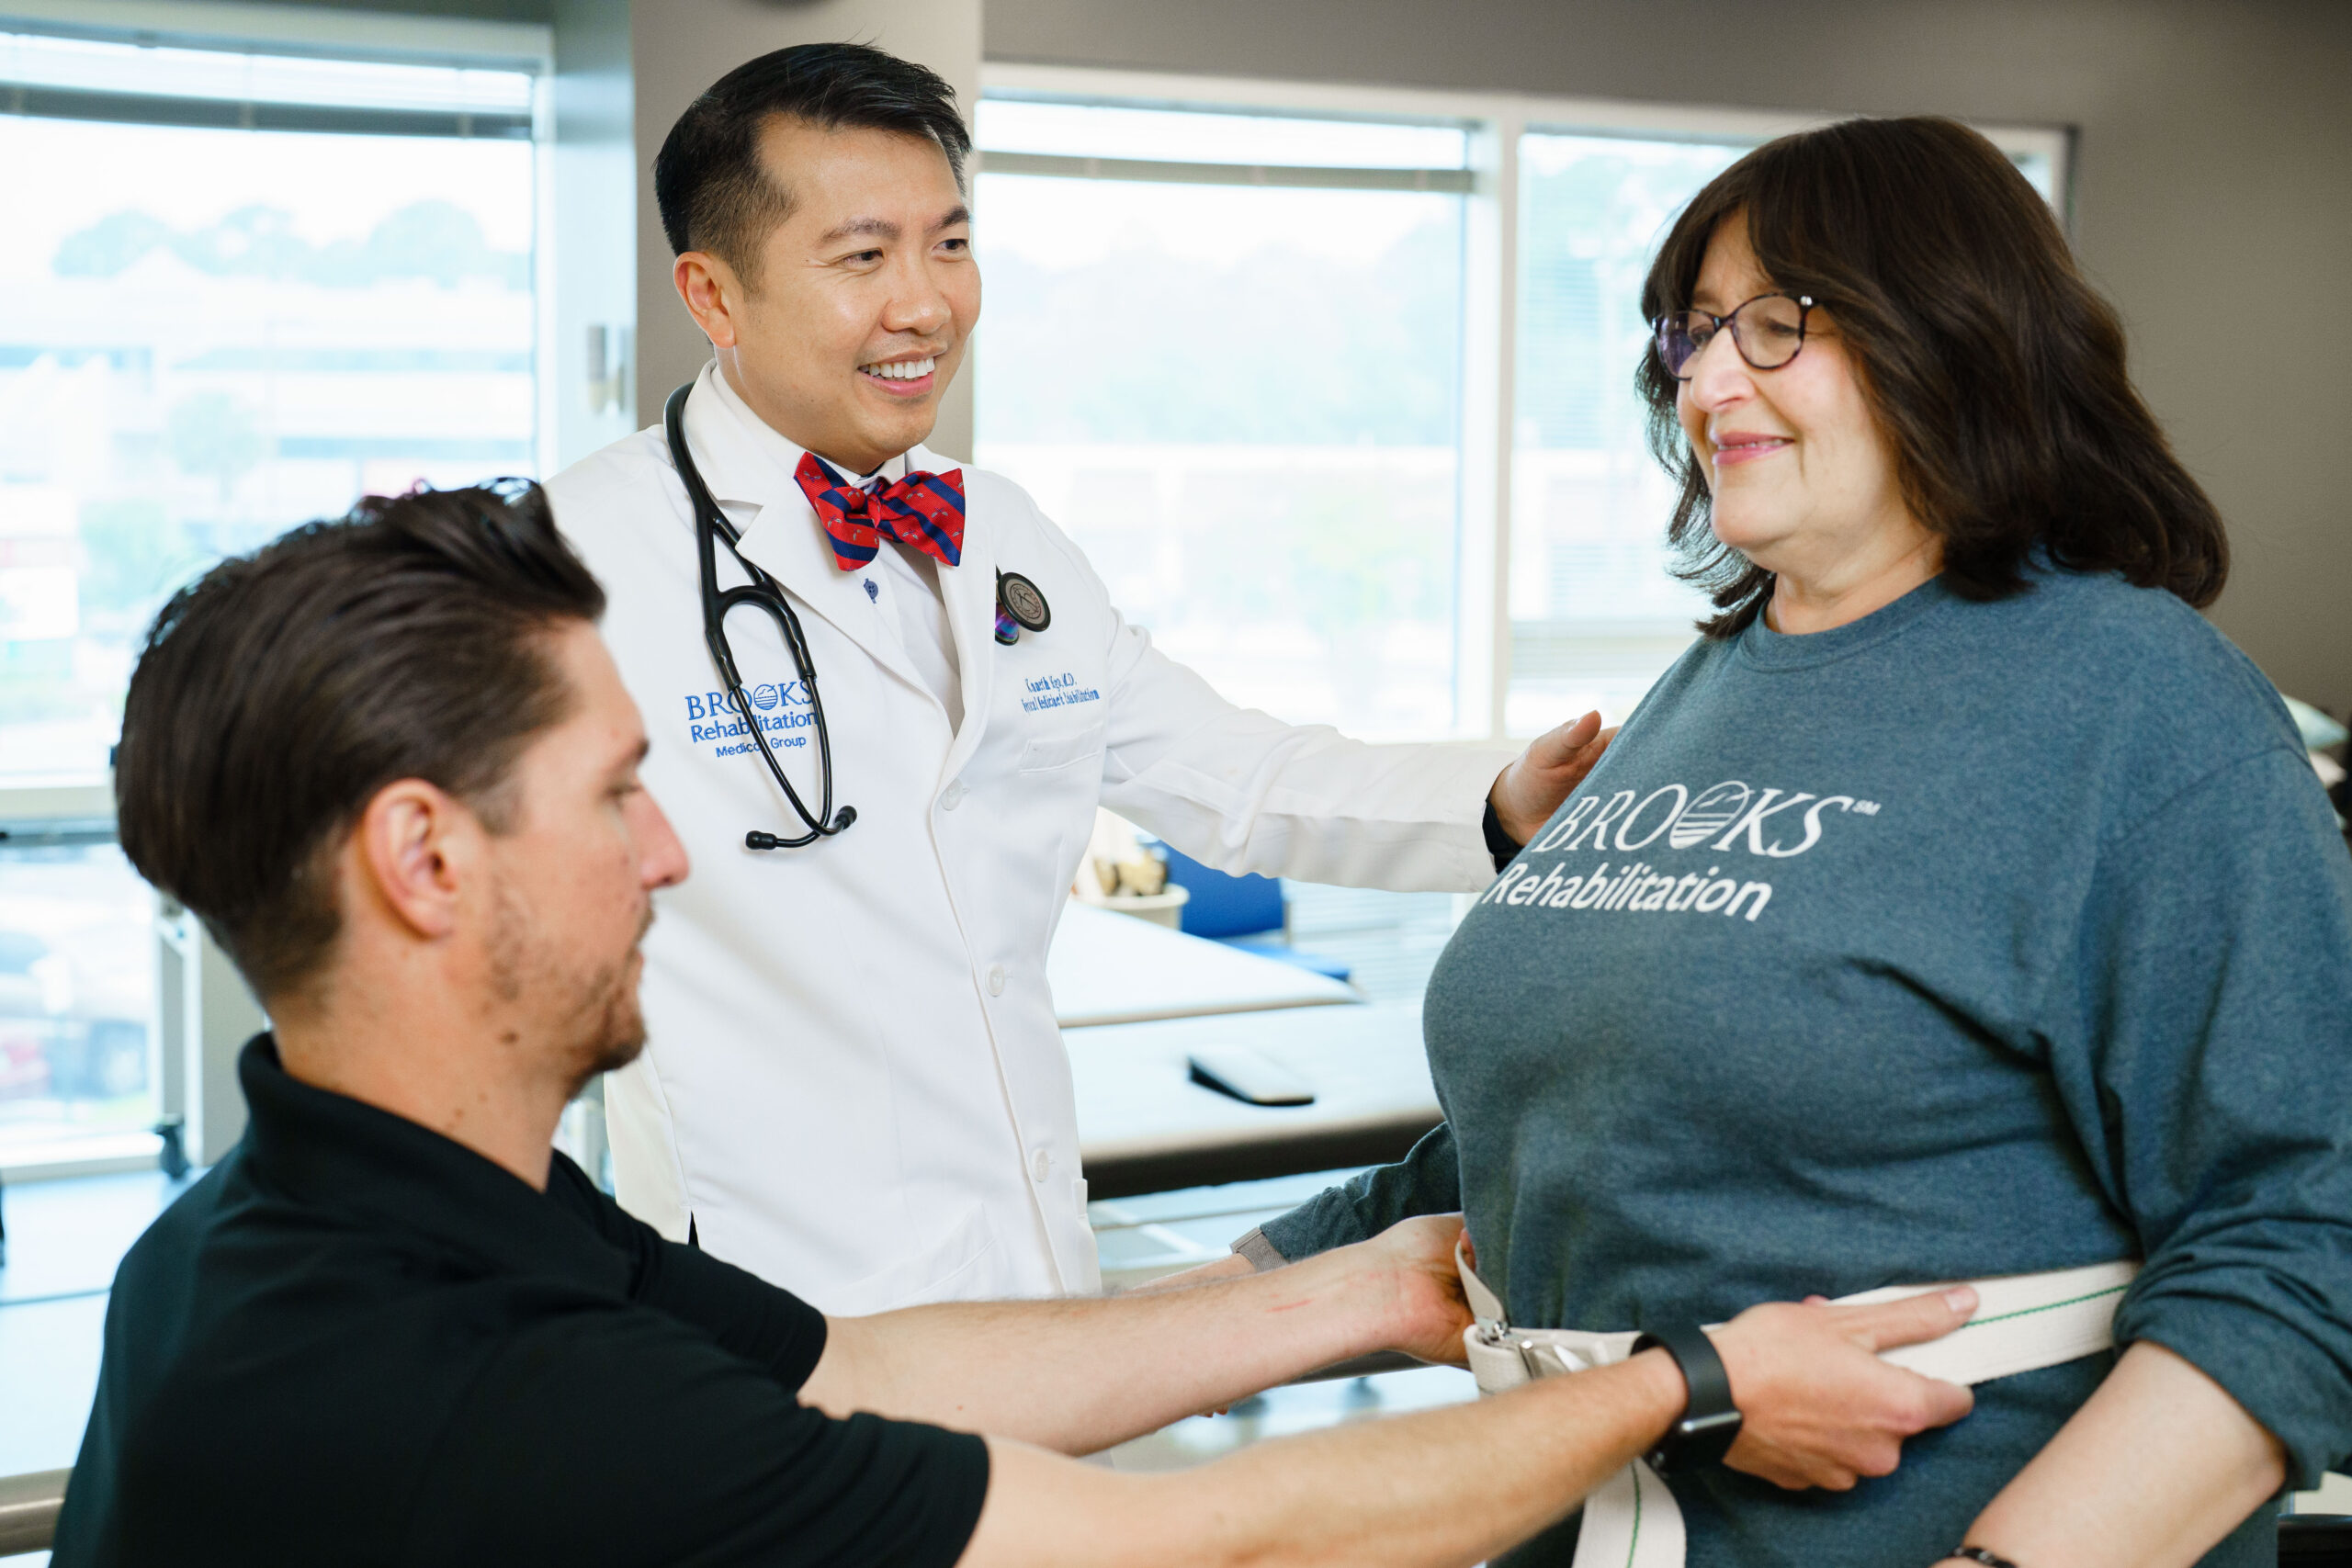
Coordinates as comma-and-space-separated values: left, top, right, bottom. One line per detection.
1490, 711, 1617, 846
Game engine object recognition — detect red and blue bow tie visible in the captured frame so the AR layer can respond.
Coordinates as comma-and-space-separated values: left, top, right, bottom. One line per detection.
794, 451, 966, 572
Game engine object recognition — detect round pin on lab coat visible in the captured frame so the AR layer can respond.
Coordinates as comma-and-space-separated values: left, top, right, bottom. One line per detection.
997, 570, 1050, 633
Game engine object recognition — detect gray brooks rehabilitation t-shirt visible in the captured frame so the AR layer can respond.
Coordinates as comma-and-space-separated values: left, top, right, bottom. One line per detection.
1261, 568, 2352, 1568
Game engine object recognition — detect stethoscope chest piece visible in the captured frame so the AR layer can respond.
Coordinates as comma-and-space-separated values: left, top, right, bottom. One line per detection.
995, 570, 1051, 646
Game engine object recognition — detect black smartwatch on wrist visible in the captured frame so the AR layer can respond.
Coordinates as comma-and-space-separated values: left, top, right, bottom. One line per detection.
1633, 1323, 1743, 1472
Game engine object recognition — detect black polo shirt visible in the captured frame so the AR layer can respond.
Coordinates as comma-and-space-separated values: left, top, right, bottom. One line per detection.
51, 1037, 989, 1567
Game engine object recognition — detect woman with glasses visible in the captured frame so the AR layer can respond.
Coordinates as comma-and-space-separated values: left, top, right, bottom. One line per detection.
1202, 118, 2352, 1567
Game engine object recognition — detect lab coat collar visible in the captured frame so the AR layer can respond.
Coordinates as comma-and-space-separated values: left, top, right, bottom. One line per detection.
930, 445, 997, 789
677, 362, 930, 703
678, 362, 997, 777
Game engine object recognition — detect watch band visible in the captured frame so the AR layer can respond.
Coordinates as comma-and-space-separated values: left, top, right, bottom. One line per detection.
1631, 1322, 1743, 1472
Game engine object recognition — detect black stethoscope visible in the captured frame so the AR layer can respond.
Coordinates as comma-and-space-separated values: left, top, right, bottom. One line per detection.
662, 380, 1051, 853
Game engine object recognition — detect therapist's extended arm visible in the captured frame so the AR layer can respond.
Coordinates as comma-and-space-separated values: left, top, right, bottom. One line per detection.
946, 1280, 1977, 1568
800, 1214, 1470, 1454
803, 1214, 1979, 1474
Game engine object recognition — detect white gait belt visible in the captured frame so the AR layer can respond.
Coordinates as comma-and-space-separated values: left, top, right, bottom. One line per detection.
1455, 1241, 2140, 1568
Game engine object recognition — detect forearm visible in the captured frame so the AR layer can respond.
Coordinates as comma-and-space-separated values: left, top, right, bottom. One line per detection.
962, 1351, 1683, 1568
1126, 1252, 1256, 1292
806, 1247, 1396, 1453
1952, 1340, 2285, 1568
1105, 686, 1515, 891
954, 1274, 1985, 1567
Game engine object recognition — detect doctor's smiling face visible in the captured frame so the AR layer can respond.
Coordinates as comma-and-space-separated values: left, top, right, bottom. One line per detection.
674, 118, 978, 476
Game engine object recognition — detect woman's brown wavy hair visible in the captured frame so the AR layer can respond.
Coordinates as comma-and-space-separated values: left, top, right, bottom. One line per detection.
1635, 116, 2227, 638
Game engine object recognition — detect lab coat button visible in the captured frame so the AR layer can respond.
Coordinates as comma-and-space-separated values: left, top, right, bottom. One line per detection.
940, 780, 966, 810
1031, 1149, 1051, 1182
987, 964, 1007, 996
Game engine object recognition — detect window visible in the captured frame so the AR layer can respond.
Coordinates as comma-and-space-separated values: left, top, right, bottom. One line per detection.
0, 18, 545, 1163
1505, 132, 1747, 731
974, 97, 1476, 739
0, 842, 153, 1156
977, 70, 2068, 742
0, 28, 540, 788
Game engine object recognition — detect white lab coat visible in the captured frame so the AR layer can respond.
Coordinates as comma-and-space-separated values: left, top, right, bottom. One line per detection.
546, 363, 1515, 1313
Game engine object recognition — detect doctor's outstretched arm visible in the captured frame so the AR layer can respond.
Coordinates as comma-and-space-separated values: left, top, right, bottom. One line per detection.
1080, 556, 1611, 892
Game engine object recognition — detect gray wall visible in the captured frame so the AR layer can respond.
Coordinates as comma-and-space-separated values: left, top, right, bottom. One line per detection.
630, 0, 980, 458
988, 0, 2352, 715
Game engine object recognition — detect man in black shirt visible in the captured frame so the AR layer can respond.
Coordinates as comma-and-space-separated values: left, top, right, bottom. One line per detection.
56, 486, 1981, 1567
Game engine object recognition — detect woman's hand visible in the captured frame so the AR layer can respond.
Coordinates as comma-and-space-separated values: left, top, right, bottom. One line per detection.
1710, 1288, 1979, 1489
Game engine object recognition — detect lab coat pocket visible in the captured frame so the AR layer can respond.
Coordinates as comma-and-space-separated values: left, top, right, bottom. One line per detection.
1018, 723, 1107, 774
822, 1202, 1000, 1316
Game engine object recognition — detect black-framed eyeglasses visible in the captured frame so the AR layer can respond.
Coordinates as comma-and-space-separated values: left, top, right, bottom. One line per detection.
1652, 292, 1817, 379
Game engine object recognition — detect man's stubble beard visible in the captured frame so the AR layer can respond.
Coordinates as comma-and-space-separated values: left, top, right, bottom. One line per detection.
486, 875, 653, 1099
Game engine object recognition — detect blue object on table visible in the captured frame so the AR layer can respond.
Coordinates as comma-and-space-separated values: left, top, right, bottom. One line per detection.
1156, 844, 1353, 984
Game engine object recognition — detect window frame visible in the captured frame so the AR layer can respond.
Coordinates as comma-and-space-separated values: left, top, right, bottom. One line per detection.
0, 1, 553, 1173
979, 62, 2072, 743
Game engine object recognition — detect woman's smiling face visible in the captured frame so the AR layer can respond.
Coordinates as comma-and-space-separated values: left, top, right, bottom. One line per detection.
1675, 216, 1928, 599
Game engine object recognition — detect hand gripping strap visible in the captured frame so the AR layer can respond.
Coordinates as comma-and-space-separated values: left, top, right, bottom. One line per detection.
1453, 1240, 2139, 1568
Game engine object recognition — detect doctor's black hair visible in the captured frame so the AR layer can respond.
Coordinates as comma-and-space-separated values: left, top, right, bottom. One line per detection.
1637, 115, 2227, 638
114, 482, 605, 1006
655, 41, 970, 287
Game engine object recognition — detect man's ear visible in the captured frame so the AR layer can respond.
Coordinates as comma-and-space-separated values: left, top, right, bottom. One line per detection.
352, 778, 480, 942
674, 251, 744, 349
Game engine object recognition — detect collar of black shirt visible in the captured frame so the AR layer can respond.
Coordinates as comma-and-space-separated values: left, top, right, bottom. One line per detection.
234, 1033, 633, 1294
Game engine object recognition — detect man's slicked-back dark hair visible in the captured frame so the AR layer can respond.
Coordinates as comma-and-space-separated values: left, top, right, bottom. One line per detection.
1637, 116, 2227, 637
654, 41, 970, 285
115, 483, 605, 1004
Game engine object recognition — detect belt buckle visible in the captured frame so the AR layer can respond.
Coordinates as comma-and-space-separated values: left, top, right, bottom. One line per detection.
1476, 1319, 1550, 1382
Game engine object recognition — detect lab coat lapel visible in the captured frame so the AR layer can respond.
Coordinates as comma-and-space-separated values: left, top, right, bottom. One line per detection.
913, 439, 997, 784
680, 368, 927, 698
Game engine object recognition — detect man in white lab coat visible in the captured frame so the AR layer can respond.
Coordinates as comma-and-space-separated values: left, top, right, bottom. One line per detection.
547, 42, 1606, 1312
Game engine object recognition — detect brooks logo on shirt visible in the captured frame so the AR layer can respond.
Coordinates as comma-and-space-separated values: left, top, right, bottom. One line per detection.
1479, 778, 1883, 923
